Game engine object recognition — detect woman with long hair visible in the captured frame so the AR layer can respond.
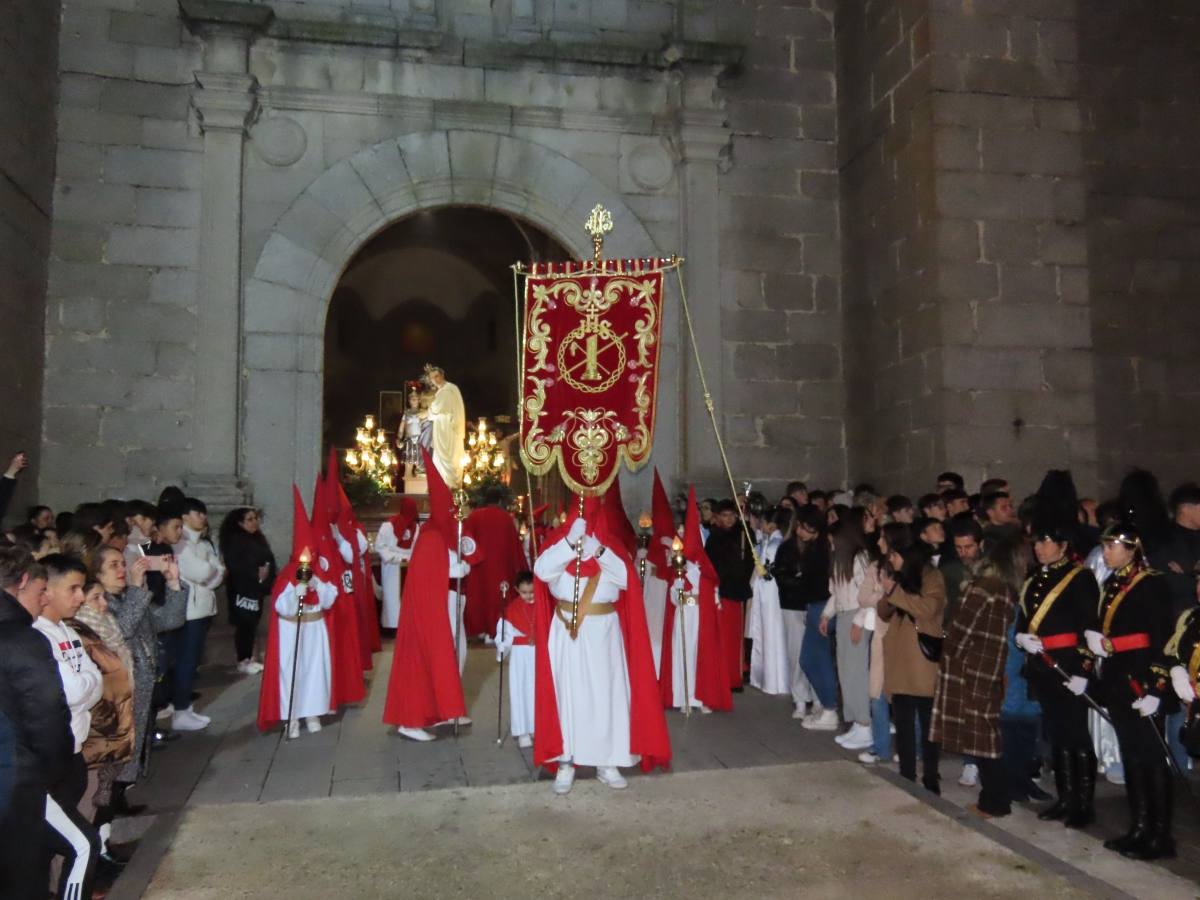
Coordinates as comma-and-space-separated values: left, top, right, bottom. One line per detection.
931, 535, 1028, 817
820, 517, 871, 749
878, 526, 946, 793
219, 508, 277, 675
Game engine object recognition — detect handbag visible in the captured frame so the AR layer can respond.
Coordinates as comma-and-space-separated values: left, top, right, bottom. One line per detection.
917, 630, 944, 663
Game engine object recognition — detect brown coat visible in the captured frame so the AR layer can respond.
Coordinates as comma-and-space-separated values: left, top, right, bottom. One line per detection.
930, 575, 1015, 759
881, 567, 946, 698
73, 620, 135, 766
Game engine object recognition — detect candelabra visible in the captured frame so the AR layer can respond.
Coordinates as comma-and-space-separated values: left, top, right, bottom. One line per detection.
344, 414, 396, 492
460, 417, 506, 487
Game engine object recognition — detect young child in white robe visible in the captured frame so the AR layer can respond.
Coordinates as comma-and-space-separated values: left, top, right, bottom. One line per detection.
493, 571, 537, 748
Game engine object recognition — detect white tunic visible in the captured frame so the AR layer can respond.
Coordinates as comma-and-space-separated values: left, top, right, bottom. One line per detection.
275, 578, 337, 720
747, 532, 791, 696
534, 536, 634, 768
643, 567, 668, 677
375, 520, 419, 628
667, 562, 704, 710
494, 613, 536, 738
447, 549, 470, 674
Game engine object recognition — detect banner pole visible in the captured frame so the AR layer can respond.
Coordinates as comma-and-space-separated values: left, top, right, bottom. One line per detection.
512, 265, 540, 557
673, 265, 765, 576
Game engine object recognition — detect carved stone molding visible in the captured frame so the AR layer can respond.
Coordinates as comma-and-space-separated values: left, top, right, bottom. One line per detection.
192, 72, 258, 135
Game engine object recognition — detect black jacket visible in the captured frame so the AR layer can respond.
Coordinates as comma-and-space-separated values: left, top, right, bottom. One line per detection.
1151, 523, 1200, 619
0, 589, 73, 791
222, 532, 277, 620
773, 537, 830, 612
1096, 564, 1177, 713
705, 525, 755, 602
1016, 557, 1099, 696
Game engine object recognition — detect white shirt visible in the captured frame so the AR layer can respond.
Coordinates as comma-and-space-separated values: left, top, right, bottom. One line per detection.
34, 617, 103, 752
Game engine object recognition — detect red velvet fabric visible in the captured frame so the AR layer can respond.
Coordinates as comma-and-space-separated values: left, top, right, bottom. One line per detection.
463, 506, 528, 638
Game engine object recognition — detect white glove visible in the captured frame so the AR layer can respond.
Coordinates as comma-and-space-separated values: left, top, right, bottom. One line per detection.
567, 518, 587, 545
686, 561, 700, 588
496, 645, 507, 663
1015, 633, 1044, 655
1132, 694, 1160, 718
1065, 675, 1088, 696
582, 535, 601, 559
1084, 630, 1109, 658
1171, 665, 1196, 704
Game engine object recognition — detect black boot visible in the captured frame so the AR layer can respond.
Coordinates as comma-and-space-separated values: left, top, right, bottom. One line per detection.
1064, 748, 1096, 828
1123, 763, 1176, 860
110, 782, 147, 818
1037, 746, 1073, 821
1104, 763, 1149, 852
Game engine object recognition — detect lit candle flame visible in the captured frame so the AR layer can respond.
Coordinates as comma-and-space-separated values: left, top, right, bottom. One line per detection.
365, 415, 375, 431
671, 536, 684, 553
638, 511, 653, 529
299, 550, 311, 565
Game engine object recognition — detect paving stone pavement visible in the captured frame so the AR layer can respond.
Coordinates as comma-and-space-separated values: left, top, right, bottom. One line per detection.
106, 625, 1200, 898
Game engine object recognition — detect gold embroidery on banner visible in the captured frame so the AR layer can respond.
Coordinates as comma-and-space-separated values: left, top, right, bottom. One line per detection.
519, 270, 665, 495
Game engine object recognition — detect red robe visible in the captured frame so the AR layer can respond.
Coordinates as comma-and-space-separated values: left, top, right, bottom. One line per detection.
532, 537, 671, 773
381, 524, 465, 728
326, 449, 382, 665
658, 485, 732, 712
463, 506, 524, 638
311, 486, 366, 709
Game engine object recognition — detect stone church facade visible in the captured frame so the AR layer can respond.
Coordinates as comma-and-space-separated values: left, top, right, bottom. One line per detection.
3, 0, 1198, 528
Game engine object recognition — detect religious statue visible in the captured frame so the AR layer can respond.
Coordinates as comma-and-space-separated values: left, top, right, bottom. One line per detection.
396, 386, 431, 479
424, 364, 465, 487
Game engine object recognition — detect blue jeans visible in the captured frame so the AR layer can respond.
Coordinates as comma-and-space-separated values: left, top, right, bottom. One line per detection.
172, 616, 212, 709
800, 605, 837, 709
870, 695, 891, 758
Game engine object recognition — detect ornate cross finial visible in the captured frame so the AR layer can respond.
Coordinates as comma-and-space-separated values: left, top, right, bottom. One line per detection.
584, 204, 613, 263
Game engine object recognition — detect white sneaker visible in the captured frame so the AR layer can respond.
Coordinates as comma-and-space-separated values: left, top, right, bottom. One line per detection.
156, 703, 175, 721
517, 734, 532, 749
435, 716, 473, 727
236, 660, 254, 675
397, 726, 435, 742
171, 708, 210, 732
553, 764, 576, 795
596, 766, 628, 789
699, 705, 712, 715
838, 723, 874, 751
858, 751, 881, 765
802, 709, 840, 731
287, 719, 301, 740
958, 763, 979, 787
792, 704, 810, 720
305, 716, 322, 733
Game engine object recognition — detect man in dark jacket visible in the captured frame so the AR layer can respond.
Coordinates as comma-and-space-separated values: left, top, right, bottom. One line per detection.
705, 500, 756, 690
0, 545, 74, 898
1153, 483, 1200, 619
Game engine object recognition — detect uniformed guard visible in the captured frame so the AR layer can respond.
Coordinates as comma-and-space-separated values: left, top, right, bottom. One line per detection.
1164, 603, 1200, 760
1084, 522, 1178, 861
1014, 516, 1099, 827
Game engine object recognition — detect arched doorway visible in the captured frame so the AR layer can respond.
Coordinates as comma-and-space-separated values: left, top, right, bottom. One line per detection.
241, 130, 676, 538
322, 207, 569, 456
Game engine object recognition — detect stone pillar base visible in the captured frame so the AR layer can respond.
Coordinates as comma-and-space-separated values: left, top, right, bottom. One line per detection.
184, 473, 253, 520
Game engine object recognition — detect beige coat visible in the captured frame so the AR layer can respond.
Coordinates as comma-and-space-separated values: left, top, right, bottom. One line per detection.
881, 567, 946, 698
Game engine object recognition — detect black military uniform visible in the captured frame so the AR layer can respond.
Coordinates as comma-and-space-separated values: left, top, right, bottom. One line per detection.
1015, 543, 1099, 826
1090, 524, 1177, 861
1164, 606, 1200, 759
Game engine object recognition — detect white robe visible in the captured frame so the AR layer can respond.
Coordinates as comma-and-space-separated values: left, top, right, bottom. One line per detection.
643, 567, 668, 677
375, 520, 419, 628
494, 613, 536, 738
448, 549, 470, 673
428, 380, 466, 487
667, 563, 704, 710
747, 533, 791, 696
275, 578, 337, 720
534, 537, 634, 768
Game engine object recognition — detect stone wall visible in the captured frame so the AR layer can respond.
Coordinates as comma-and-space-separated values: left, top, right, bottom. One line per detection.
838, 0, 937, 492
0, 0, 58, 517
840, 0, 1098, 498
1081, 3, 1200, 493
720, 0, 846, 500
43, 0, 201, 506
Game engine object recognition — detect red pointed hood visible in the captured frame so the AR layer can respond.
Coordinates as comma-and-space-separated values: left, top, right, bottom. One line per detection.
602, 474, 639, 556
650, 469, 675, 571
685, 486, 718, 583
422, 447, 457, 535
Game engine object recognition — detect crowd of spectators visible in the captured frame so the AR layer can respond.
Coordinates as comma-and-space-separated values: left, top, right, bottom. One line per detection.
0, 452, 276, 899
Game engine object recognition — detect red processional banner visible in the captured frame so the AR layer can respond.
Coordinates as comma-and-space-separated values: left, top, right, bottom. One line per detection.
519, 259, 672, 496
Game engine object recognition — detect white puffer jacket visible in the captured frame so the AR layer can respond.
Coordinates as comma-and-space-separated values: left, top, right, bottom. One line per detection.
175, 526, 226, 620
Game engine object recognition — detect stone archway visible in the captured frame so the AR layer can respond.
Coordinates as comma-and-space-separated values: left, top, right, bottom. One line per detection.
241, 130, 669, 529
